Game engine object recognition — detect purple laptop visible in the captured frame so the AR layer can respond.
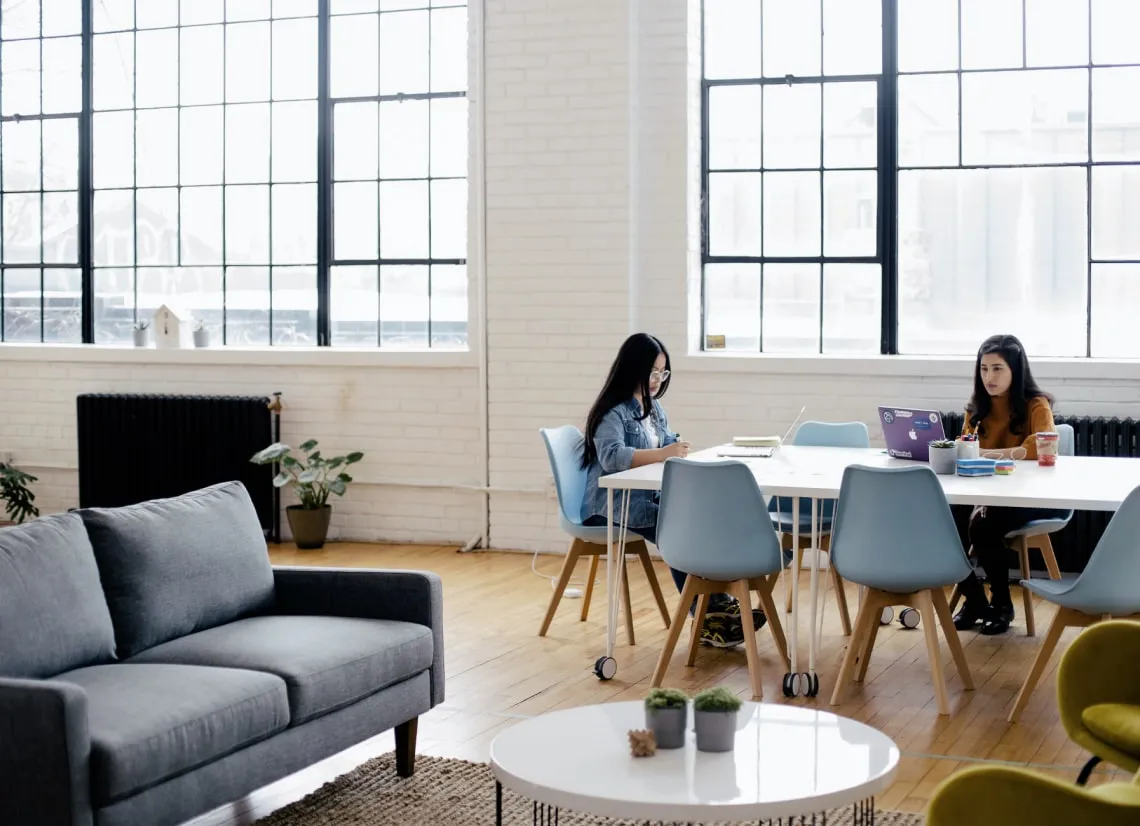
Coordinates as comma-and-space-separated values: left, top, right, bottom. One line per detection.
878, 406, 948, 462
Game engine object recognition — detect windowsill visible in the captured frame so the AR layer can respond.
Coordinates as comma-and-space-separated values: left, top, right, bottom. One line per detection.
677, 351, 1140, 382
0, 342, 477, 368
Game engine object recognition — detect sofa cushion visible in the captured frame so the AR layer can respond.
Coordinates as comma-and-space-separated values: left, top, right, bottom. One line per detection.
55, 663, 289, 804
0, 513, 117, 678
78, 481, 275, 658
128, 615, 434, 724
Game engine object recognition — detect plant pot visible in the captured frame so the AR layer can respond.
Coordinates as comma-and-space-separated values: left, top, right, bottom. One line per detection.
133, 328, 149, 347
645, 705, 687, 749
929, 446, 958, 475
286, 505, 332, 549
193, 328, 210, 348
694, 710, 737, 752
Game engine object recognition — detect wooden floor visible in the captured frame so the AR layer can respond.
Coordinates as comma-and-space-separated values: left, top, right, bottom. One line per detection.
187, 542, 1130, 826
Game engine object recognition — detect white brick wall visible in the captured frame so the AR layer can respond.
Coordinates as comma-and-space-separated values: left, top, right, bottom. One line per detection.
1, 0, 1138, 553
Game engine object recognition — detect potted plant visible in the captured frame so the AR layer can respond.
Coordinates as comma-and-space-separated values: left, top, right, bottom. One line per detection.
250, 440, 363, 549
0, 462, 39, 526
644, 687, 688, 749
928, 438, 957, 475
133, 320, 150, 347
193, 319, 210, 348
692, 686, 742, 752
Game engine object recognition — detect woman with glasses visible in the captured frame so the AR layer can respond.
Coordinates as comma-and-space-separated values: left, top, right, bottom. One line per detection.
579, 332, 764, 648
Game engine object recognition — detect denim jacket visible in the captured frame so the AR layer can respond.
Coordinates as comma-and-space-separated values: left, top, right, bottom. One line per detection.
582, 397, 678, 529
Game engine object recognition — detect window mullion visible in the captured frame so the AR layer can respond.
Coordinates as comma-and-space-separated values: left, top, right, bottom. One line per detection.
78, 0, 95, 343
878, 0, 899, 355
316, 0, 333, 346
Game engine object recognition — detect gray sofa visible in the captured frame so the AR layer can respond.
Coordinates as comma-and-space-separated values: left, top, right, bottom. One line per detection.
0, 482, 444, 826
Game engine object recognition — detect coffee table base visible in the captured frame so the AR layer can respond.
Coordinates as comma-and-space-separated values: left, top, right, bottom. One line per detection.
495, 781, 877, 826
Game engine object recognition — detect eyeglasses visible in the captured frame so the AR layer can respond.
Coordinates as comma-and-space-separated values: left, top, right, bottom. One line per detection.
649, 369, 670, 382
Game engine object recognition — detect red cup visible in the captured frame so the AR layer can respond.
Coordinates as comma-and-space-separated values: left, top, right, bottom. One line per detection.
1035, 432, 1059, 467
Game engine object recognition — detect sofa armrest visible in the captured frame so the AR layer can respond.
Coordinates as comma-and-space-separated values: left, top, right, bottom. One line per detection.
271, 566, 445, 706
0, 677, 93, 826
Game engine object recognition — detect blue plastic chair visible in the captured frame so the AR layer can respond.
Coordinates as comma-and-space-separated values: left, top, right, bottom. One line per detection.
537, 426, 670, 641
949, 423, 1076, 637
1007, 483, 1140, 723
649, 458, 791, 698
770, 420, 869, 631
828, 464, 975, 716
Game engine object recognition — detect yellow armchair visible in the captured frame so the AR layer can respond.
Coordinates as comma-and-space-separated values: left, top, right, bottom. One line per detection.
927, 765, 1140, 826
1058, 620, 1140, 781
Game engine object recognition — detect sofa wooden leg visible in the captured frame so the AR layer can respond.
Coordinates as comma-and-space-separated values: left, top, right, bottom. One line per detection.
395, 717, 418, 777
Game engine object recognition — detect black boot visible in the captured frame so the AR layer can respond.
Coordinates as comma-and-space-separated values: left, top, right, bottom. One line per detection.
953, 576, 989, 631
980, 600, 1015, 636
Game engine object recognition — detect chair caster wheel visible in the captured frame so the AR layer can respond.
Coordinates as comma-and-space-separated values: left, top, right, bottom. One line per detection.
879, 606, 894, 625
593, 656, 616, 680
782, 672, 798, 697
899, 608, 921, 629
804, 672, 820, 697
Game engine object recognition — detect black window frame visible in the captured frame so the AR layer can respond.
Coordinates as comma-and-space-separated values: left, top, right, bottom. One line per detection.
700, 0, 1140, 357
0, 0, 468, 348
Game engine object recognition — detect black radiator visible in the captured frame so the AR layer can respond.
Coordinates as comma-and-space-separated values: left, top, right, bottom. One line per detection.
77, 393, 281, 541
941, 411, 1139, 573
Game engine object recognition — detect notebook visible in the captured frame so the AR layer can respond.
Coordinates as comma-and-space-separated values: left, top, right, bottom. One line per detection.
717, 406, 806, 459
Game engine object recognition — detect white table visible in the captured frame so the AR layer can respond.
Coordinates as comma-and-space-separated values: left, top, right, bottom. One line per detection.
489, 701, 899, 824
597, 445, 1140, 694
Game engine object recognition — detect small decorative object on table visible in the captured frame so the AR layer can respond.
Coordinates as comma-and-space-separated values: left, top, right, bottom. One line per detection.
249, 439, 364, 549
643, 687, 688, 749
928, 439, 957, 475
627, 729, 657, 757
132, 321, 150, 347
193, 319, 210, 348
956, 434, 980, 460
692, 686, 742, 753
994, 458, 1015, 475
957, 457, 996, 477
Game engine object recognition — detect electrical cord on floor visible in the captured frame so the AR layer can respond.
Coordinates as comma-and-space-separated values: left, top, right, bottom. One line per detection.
531, 501, 584, 597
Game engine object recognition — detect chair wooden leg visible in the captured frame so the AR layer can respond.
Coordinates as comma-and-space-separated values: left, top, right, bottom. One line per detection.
1037, 534, 1062, 580
831, 590, 882, 707
854, 600, 881, 683
637, 547, 672, 629
1018, 536, 1036, 637
947, 583, 963, 614
754, 577, 790, 672
538, 539, 585, 636
783, 533, 798, 614
621, 557, 636, 646
651, 576, 698, 688
829, 564, 853, 637
686, 590, 711, 667
931, 587, 974, 690
1008, 607, 1073, 723
916, 590, 951, 716
733, 579, 764, 699
580, 552, 600, 622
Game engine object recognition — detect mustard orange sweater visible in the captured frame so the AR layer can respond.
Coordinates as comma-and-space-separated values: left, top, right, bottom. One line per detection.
962, 395, 1055, 460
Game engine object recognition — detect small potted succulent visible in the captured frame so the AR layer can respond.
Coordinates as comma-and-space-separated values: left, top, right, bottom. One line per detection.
132, 320, 150, 347
692, 686, 742, 753
644, 687, 688, 749
928, 439, 958, 475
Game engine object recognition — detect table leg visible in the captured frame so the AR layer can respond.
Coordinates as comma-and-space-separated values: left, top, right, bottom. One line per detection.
596, 488, 631, 681
804, 497, 821, 697
783, 496, 802, 697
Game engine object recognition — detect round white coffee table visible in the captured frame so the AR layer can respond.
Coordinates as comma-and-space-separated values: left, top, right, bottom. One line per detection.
489, 701, 898, 825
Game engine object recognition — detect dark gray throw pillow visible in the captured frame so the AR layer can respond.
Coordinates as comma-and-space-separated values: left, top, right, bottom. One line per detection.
79, 481, 275, 658
0, 513, 117, 678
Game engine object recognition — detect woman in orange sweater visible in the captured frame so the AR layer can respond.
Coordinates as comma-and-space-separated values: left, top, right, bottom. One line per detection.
952, 334, 1063, 635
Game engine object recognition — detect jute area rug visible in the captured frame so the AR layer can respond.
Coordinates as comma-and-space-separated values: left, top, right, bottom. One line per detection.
253, 753, 926, 826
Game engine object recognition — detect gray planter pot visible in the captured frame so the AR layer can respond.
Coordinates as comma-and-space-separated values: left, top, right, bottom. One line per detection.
694, 710, 737, 752
929, 446, 958, 475
193, 327, 210, 348
286, 505, 332, 549
133, 328, 149, 347
645, 705, 687, 749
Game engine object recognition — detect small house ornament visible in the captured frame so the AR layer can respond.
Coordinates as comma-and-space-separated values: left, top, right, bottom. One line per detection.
152, 304, 195, 350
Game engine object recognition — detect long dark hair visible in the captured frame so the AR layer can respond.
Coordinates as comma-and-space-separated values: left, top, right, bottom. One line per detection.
581, 333, 672, 469
966, 334, 1053, 438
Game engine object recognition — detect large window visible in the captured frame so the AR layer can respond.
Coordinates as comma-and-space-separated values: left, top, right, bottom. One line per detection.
0, 0, 468, 347
702, 0, 1140, 357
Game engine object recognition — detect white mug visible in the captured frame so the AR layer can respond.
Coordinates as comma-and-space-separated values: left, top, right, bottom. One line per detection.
957, 439, 979, 460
